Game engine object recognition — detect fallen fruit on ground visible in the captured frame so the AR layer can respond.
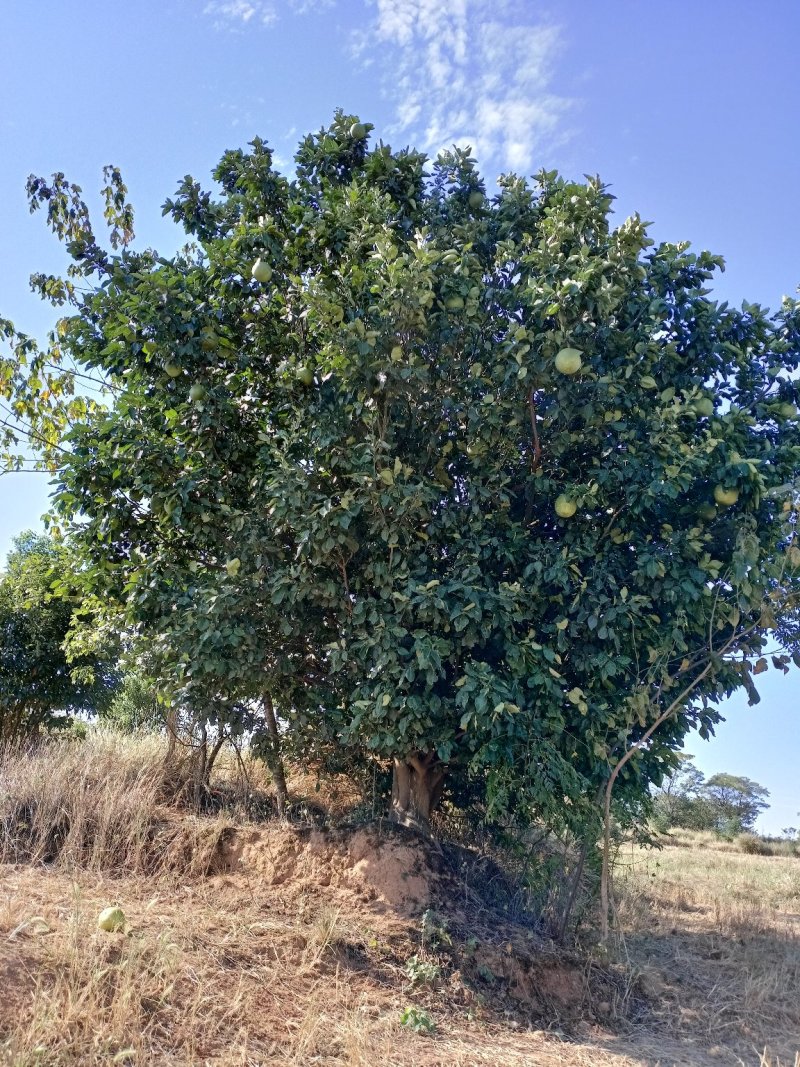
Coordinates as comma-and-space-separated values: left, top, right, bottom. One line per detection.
97, 906, 125, 933
555, 348, 583, 375
555, 495, 577, 518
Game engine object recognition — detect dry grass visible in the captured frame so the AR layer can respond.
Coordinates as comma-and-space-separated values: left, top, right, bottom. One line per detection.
2, 734, 800, 1065
0, 732, 251, 875
659, 828, 800, 859
615, 839, 800, 1065
0, 732, 169, 870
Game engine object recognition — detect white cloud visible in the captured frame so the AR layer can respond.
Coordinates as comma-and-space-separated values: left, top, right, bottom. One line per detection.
203, 0, 277, 29
203, 0, 332, 29
363, 0, 572, 177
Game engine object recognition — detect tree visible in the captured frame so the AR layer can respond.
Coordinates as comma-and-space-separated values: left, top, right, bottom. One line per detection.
2, 112, 799, 834
703, 773, 770, 833
652, 754, 709, 830
0, 532, 119, 742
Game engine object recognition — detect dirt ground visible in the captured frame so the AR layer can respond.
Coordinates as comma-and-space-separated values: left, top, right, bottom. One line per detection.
1, 821, 798, 1066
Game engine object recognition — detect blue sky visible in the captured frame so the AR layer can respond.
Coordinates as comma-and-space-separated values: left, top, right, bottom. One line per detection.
1, 0, 798, 832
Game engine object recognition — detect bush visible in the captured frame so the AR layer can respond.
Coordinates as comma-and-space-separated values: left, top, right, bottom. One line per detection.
736, 833, 773, 856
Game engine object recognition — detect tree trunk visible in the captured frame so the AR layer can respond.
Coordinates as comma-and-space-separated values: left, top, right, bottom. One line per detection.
262, 694, 288, 817
192, 722, 208, 812
390, 753, 445, 833
164, 706, 178, 764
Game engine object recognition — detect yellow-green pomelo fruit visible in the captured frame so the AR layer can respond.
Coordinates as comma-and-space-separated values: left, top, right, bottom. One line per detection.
694, 397, 714, 417
163, 361, 182, 378
555, 495, 577, 518
714, 485, 739, 507
296, 366, 314, 386
251, 258, 272, 284
468, 190, 484, 209
350, 122, 367, 139
98, 906, 125, 933
445, 295, 464, 310
189, 383, 206, 403
554, 348, 583, 375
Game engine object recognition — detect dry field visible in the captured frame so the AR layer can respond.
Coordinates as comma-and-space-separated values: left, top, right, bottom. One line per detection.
0, 735, 798, 1066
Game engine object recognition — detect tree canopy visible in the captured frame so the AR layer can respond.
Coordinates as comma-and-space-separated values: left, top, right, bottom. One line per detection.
0, 532, 119, 741
2, 111, 799, 830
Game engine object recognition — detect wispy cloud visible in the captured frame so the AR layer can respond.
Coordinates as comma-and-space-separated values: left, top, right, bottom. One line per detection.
203, 0, 332, 31
358, 0, 572, 176
203, 1, 278, 30
201, 0, 572, 176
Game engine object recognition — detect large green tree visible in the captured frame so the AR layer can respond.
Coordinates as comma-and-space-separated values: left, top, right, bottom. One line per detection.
0, 532, 119, 741
2, 113, 799, 831
703, 772, 771, 833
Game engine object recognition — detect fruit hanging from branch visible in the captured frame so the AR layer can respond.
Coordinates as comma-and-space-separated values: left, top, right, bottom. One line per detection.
555, 347, 583, 375
555, 495, 578, 518
714, 485, 740, 507
251, 258, 272, 284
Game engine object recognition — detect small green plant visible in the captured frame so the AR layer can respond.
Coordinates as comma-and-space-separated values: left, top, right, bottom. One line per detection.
399, 1006, 436, 1034
405, 954, 441, 986
420, 909, 451, 949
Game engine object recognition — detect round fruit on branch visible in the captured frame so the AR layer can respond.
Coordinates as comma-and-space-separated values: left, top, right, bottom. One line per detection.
251, 258, 272, 284
714, 485, 739, 507
555, 495, 578, 518
555, 348, 583, 375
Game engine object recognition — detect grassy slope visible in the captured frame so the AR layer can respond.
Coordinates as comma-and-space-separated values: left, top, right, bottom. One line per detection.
1, 735, 798, 1067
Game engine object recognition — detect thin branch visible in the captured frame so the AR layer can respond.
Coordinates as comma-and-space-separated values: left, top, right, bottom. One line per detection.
528, 389, 542, 471
0, 411, 71, 459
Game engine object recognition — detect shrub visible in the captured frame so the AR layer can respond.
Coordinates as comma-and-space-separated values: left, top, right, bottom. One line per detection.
736, 833, 773, 856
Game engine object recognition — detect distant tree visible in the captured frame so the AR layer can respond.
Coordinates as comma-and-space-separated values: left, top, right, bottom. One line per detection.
702, 773, 770, 833
103, 666, 163, 733
652, 754, 709, 830
0, 532, 119, 742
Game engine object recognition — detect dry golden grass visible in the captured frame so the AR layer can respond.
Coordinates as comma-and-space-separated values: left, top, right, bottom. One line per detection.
615, 839, 800, 1066
1, 734, 799, 1065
